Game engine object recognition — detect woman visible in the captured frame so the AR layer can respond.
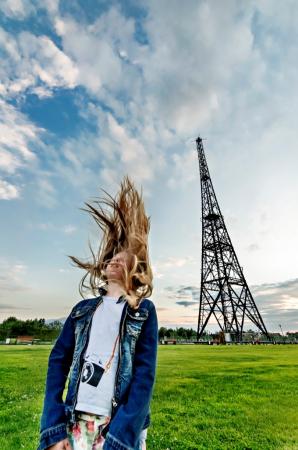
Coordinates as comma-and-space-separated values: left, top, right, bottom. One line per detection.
37, 176, 158, 450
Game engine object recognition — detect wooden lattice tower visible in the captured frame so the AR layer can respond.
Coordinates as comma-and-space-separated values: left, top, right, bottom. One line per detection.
196, 137, 270, 342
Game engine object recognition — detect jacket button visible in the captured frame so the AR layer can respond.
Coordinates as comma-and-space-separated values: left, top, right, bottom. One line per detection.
135, 312, 140, 316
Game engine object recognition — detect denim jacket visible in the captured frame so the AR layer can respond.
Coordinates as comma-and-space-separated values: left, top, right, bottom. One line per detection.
38, 287, 158, 450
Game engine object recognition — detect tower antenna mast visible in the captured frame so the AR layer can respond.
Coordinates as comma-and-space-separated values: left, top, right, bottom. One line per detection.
196, 136, 270, 342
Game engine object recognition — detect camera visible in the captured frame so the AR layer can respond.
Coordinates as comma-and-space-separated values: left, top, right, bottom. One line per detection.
81, 360, 105, 387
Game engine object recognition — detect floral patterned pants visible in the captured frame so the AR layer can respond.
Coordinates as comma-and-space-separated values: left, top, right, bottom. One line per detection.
67, 412, 148, 450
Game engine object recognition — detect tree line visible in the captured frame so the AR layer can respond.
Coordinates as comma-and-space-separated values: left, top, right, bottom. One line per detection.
0, 317, 201, 342
0, 317, 63, 341
1, 317, 297, 343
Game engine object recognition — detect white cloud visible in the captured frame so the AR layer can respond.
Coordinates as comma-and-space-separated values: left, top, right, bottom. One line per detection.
35, 177, 57, 208
63, 225, 77, 234
0, 100, 39, 163
42, 0, 59, 15
18, 33, 79, 90
106, 114, 153, 184
0, 28, 79, 99
58, 268, 70, 273
27, 222, 77, 233
54, 13, 126, 95
152, 256, 196, 279
0, 179, 19, 200
167, 147, 198, 189
0, 0, 59, 20
0, 148, 23, 174
0, 0, 33, 19
37, 1, 277, 204
138, 0, 255, 136
0, 260, 28, 291
0, 100, 43, 200
44, 101, 166, 195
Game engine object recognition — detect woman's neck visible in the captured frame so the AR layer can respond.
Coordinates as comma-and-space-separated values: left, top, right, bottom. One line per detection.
105, 280, 126, 298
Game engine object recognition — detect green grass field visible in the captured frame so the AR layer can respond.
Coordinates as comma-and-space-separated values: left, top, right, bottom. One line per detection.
0, 344, 297, 450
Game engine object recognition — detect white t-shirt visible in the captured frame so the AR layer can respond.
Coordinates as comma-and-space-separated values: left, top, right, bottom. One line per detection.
75, 295, 126, 416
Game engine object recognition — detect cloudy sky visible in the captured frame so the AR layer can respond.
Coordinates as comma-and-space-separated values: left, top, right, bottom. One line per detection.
1, 0, 298, 333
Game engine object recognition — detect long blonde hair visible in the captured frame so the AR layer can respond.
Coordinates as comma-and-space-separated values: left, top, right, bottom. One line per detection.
68, 175, 153, 309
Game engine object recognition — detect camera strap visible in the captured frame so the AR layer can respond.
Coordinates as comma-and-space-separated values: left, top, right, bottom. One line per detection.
104, 333, 120, 372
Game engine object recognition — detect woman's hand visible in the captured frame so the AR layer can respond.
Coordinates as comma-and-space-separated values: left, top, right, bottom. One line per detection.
47, 438, 73, 450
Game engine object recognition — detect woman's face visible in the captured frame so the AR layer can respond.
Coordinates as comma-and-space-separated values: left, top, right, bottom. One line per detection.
105, 251, 131, 282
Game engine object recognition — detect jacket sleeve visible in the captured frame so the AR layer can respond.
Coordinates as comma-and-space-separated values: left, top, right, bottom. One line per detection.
103, 302, 158, 450
38, 306, 77, 450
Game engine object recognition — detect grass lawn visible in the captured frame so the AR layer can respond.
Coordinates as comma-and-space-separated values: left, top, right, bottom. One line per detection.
0, 344, 297, 449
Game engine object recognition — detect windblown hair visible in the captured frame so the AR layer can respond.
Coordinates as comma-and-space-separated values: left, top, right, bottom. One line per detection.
68, 175, 153, 309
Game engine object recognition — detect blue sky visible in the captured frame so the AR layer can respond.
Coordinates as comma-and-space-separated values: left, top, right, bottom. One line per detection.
1, 0, 298, 332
